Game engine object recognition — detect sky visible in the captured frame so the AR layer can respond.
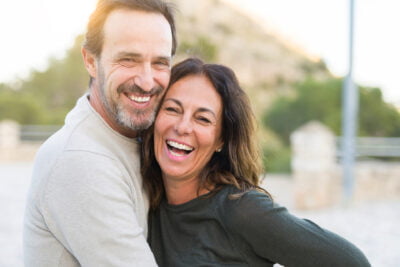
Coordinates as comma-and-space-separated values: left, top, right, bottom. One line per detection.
0, 0, 399, 106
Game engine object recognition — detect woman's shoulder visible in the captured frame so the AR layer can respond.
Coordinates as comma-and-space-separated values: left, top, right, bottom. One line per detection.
215, 185, 278, 218
219, 184, 274, 204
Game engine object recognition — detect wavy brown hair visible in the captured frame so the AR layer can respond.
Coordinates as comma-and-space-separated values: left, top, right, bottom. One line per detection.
141, 58, 269, 209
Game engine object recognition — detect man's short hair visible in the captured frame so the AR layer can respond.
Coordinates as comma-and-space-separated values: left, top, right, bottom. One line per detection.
83, 0, 177, 58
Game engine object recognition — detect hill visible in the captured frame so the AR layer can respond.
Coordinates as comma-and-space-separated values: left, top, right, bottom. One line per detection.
172, 0, 331, 115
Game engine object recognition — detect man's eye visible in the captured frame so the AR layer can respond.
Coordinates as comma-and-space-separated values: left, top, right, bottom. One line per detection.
119, 58, 136, 67
153, 60, 170, 69
155, 61, 167, 65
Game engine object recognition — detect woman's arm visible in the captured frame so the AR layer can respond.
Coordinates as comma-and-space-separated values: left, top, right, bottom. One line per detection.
223, 189, 371, 267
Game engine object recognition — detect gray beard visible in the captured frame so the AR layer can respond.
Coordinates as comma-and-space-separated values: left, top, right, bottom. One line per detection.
96, 64, 160, 131
115, 102, 155, 131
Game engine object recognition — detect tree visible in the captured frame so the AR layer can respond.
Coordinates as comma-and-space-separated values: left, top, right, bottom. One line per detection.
263, 78, 400, 145
0, 35, 89, 124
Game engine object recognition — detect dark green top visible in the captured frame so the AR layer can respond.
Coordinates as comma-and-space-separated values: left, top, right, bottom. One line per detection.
148, 185, 370, 267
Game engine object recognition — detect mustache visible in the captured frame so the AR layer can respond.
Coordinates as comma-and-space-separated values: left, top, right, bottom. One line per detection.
117, 82, 163, 96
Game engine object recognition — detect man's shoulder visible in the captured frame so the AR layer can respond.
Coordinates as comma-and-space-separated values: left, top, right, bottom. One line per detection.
34, 113, 98, 162
37, 101, 137, 162
34, 116, 133, 182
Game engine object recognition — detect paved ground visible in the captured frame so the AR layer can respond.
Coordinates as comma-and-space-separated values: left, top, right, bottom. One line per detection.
1, 162, 32, 267
1, 163, 399, 266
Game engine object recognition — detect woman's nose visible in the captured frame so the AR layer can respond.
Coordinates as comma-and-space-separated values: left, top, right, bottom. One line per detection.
174, 117, 193, 135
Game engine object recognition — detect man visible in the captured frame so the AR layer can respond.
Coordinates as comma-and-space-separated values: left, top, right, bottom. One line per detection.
23, 0, 177, 266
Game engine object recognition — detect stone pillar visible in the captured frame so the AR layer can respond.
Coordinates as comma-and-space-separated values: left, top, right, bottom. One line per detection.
0, 120, 20, 148
0, 120, 20, 160
290, 121, 340, 209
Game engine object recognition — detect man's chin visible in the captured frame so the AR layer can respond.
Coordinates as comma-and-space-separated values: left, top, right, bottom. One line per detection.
117, 112, 154, 131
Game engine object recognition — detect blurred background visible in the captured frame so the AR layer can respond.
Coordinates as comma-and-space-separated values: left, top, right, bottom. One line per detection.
0, 0, 399, 266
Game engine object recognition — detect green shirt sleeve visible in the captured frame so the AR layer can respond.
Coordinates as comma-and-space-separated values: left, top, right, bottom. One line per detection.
222, 190, 370, 267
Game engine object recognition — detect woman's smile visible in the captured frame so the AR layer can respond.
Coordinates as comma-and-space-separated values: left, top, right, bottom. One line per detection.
165, 139, 194, 159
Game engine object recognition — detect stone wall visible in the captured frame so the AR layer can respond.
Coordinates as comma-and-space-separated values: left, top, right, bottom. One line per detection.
291, 121, 400, 209
0, 120, 40, 162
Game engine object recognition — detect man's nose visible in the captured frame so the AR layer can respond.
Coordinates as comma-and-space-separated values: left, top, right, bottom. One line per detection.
134, 64, 155, 92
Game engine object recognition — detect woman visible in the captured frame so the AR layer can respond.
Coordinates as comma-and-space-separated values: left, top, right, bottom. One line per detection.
141, 58, 370, 267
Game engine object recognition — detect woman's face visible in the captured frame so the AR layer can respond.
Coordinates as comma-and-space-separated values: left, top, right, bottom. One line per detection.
154, 74, 223, 184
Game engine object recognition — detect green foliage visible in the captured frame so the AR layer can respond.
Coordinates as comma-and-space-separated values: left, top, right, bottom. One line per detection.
178, 36, 218, 62
358, 87, 400, 136
263, 78, 400, 145
0, 35, 89, 124
264, 78, 342, 144
262, 145, 291, 173
256, 129, 291, 173
0, 90, 46, 124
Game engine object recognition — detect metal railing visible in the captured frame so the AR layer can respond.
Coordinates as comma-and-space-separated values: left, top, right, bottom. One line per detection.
20, 125, 62, 142
337, 137, 400, 158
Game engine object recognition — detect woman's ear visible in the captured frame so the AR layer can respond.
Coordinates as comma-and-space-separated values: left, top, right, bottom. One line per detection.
82, 47, 97, 78
216, 141, 224, 152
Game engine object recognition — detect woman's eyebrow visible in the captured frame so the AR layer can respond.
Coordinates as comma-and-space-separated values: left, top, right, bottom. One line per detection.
163, 98, 182, 107
163, 98, 217, 119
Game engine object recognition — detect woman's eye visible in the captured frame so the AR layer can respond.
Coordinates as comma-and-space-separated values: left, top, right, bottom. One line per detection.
197, 117, 212, 124
165, 107, 178, 113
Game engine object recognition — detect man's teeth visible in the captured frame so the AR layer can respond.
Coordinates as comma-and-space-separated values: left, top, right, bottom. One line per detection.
129, 95, 150, 103
167, 140, 193, 151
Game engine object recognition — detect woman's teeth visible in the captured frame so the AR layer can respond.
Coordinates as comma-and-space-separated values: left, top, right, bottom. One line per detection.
166, 140, 194, 155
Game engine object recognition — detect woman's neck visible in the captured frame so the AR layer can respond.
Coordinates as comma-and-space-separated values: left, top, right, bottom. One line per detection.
163, 177, 213, 205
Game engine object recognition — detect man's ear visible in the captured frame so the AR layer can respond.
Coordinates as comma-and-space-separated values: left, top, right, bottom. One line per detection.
82, 47, 97, 78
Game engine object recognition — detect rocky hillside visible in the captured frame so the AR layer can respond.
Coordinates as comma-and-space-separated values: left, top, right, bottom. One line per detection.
172, 0, 332, 115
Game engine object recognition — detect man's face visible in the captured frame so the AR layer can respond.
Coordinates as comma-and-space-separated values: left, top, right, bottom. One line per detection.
94, 9, 172, 132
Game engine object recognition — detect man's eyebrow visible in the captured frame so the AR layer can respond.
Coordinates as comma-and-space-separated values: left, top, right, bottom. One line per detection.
115, 52, 141, 59
154, 55, 172, 63
114, 52, 171, 62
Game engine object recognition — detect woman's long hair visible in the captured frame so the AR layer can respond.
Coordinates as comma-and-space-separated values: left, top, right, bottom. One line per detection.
141, 58, 269, 209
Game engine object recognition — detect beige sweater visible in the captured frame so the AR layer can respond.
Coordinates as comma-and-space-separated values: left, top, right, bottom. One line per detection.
23, 95, 157, 266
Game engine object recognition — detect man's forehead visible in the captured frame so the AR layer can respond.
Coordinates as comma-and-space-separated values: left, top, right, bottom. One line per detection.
102, 9, 172, 55
103, 9, 171, 38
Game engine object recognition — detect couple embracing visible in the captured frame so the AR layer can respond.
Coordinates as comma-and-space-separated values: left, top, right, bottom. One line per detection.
23, 0, 370, 266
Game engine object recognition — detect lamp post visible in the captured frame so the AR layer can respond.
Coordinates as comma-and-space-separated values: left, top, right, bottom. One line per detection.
341, 0, 358, 204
